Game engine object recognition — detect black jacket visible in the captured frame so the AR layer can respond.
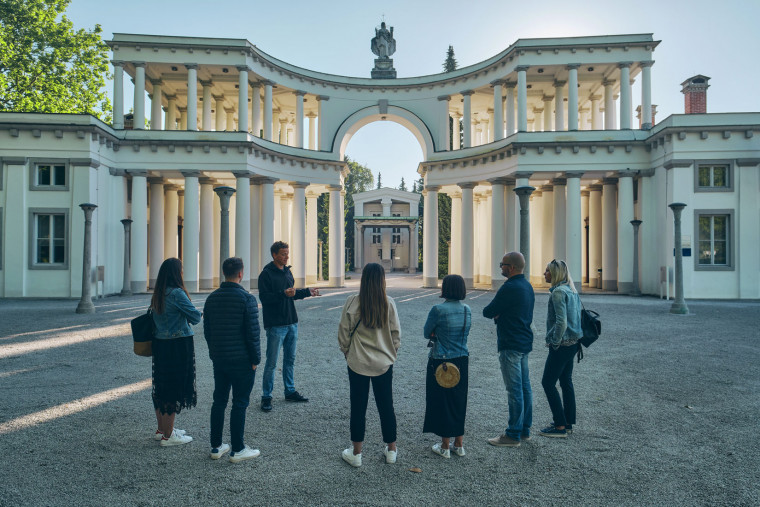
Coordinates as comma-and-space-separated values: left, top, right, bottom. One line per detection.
257, 262, 311, 329
482, 274, 535, 353
203, 282, 261, 367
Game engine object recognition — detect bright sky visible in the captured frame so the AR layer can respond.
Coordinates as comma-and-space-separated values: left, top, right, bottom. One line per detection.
66, 0, 759, 189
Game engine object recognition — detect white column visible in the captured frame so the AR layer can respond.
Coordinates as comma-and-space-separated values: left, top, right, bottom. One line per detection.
199, 180, 214, 289
150, 80, 163, 130
133, 62, 146, 130
505, 180, 517, 252
273, 191, 281, 242
166, 96, 177, 130
280, 194, 291, 244
183, 174, 200, 292
149, 179, 165, 286
113, 62, 125, 129
554, 80, 566, 131
381, 198, 392, 261
462, 91, 473, 148
589, 185, 603, 287
529, 190, 543, 284
226, 108, 235, 132
295, 90, 305, 148
543, 96, 553, 131
164, 185, 179, 259
260, 179, 276, 272
473, 196, 480, 282
317, 95, 330, 150
517, 67, 528, 132
449, 191, 462, 275
565, 174, 582, 290
278, 118, 287, 144
201, 81, 213, 131
641, 61, 653, 129
460, 183, 475, 288
492, 81, 504, 141
291, 183, 307, 287
491, 180, 506, 288
581, 189, 590, 283
179, 108, 187, 130
579, 108, 589, 131
340, 190, 345, 285
306, 113, 317, 150
619, 63, 632, 129
603, 80, 615, 129
237, 66, 249, 132
249, 181, 261, 286
541, 185, 554, 272
328, 186, 342, 287
590, 95, 601, 130
213, 189, 221, 286
438, 95, 451, 151
130, 174, 148, 292
214, 96, 225, 131
264, 81, 274, 141
533, 108, 544, 132
252, 83, 262, 137
306, 189, 319, 284
617, 172, 635, 293
424, 186, 440, 288
505, 82, 516, 135
601, 178, 618, 290
185, 64, 198, 131
552, 179, 566, 260
235, 174, 251, 289
568, 65, 579, 130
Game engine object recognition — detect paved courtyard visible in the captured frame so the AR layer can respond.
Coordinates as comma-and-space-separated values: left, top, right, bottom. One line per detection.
0, 275, 758, 506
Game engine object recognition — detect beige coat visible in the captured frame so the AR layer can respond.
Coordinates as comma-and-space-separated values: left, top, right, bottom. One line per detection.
338, 294, 401, 376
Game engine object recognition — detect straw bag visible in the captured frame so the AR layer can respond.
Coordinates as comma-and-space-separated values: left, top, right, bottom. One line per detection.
131, 309, 154, 357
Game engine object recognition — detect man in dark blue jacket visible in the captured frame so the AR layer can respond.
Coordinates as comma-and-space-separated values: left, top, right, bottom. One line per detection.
203, 257, 261, 463
483, 251, 535, 448
258, 241, 319, 412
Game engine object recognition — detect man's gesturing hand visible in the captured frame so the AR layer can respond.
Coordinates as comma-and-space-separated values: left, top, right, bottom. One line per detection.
284, 287, 296, 297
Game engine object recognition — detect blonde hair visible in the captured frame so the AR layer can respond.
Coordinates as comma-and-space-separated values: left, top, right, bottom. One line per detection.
547, 259, 576, 292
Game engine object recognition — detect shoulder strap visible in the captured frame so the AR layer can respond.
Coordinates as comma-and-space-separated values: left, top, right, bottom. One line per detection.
349, 318, 361, 339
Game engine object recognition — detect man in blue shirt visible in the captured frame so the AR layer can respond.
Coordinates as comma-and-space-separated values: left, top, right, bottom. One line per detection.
483, 251, 535, 447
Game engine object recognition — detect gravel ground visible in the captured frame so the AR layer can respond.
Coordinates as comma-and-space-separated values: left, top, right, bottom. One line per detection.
0, 275, 758, 507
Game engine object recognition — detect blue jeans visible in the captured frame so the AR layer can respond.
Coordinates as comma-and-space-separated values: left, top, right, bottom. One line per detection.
210, 362, 255, 452
499, 349, 533, 441
262, 324, 298, 398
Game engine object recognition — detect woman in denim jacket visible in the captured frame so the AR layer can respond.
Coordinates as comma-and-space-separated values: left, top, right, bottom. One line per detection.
540, 259, 582, 438
151, 258, 202, 446
422, 275, 472, 458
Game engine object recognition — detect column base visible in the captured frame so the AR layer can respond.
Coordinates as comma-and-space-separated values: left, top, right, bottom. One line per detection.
424, 276, 440, 288
530, 275, 543, 285
120, 288, 132, 296
149, 278, 156, 289
329, 276, 343, 288
602, 279, 617, 291
617, 281, 633, 294
185, 281, 198, 293
408, 267, 416, 274
294, 277, 305, 289
213, 276, 219, 287
131, 280, 148, 294
305, 275, 317, 285
669, 301, 689, 314
491, 278, 504, 290
463, 277, 474, 289
589, 278, 598, 288
75, 299, 95, 314
481, 276, 492, 286
200, 278, 213, 290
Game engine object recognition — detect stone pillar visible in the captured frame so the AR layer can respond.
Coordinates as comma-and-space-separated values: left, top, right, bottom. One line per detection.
541, 185, 554, 272
237, 66, 249, 132
492, 81, 504, 141
307, 113, 317, 150
490, 180, 506, 288
565, 173, 583, 291
449, 191, 462, 275
340, 189, 346, 285
166, 95, 177, 130
552, 178, 567, 260
226, 108, 236, 132
451, 112, 462, 150
588, 185, 602, 288
149, 178, 165, 287
462, 90, 473, 148
515, 186, 535, 278
473, 196, 480, 282
603, 79, 615, 130
214, 96, 225, 131
150, 79, 163, 130
291, 183, 307, 288
185, 64, 198, 131
249, 180, 261, 286
517, 67, 528, 132
164, 185, 179, 259
278, 117, 288, 144
424, 186, 440, 288
213, 188, 221, 286
579, 107, 589, 131
75, 204, 97, 314
130, 174, 148, 293
554, 80, 566, 131
631, 219, 642, 296
133, 62, 146, 130
617, 172, 635, 293
235, 174, 251, 289
533, 108, 544, 132
460, 183, 475, 288
214, 186, 236, 282
590, 95, 601, 130
264, 81, 274, 141
317, 95, 329, 150
113, 61, 125, 129
252, 82, 262, 137
259, 178, 276, 274
529, 189, 542, 284
119, 218, 133, 296
542, 96, 553, 131
438, 95, 451, 151
505, 82, 516, 135
201, 81, 213, 131
199, 179, 214, 290
306, 189, 319, 284
669, 203, 689, 314
567, 65, 579, 130
581, 189, 590, 282
280, 193, 291, 245
273, 190, 282, 243
295, 90, 306, 147
619, 63, 632, 129
183, 174, 200, 292
641, 61, 653, 129
328, 186, 342, 287
602, 178, 618, 290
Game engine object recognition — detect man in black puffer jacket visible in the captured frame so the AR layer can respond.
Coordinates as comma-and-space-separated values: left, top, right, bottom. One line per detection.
203, 257, 261, 463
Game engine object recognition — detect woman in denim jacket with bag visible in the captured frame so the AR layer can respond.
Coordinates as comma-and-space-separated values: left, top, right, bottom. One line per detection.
422, 274, 472, 458
151, 258, 202, 446
540, 259, 582, 438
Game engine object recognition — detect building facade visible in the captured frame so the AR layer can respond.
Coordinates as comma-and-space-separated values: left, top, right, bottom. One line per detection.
0, 33, 758, 299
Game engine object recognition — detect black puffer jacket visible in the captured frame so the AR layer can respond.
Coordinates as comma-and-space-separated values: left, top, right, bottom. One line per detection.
257, 262, 311, 329
203, 282, 261, 367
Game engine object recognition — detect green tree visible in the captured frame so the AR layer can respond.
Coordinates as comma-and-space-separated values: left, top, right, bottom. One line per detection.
437, 193, 452, 278
443, 45, 458, 73
398, 177, 407, 192
0, 0, 112, 120
376, 172, 382, 189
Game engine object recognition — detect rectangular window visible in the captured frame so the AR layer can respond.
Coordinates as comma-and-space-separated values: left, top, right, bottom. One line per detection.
31, 162, 69, 190
29, 209, 69, 270
372, 213, 381, 244
694, 210, 734, 271
694, 162, 733, 192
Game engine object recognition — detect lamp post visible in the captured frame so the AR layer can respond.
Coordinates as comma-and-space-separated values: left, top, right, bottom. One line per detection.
76, 203, 97, 314
668, 203, 689, 314
630, 219, 642, 296
120, 219, 132, 296
514, 186, 536, 277
214, 186, 236, 282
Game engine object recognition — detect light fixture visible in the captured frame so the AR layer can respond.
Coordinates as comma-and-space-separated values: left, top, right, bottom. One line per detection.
587, 67, 594, 72
537, 68, 544, 73
171, 66, 178, 71
222, 68, 229, 73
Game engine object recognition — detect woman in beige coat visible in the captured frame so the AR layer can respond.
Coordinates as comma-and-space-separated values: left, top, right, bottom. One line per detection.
338, 263, 401, 467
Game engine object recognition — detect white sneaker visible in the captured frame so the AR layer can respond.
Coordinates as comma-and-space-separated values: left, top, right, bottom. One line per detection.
431, 443, 451, 459
229, 446, 260, 463
341, 448, 362, 467
452, 445, 466, 457
160, 429, 193, 447
210, 443, 230, 460
383, 445, 397, 464
154, 428, 186, 441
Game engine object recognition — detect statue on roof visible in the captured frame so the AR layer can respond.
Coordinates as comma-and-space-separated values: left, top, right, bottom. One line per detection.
371, 22, 396, 58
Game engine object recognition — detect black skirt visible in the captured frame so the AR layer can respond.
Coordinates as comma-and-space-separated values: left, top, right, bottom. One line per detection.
152, 336, 197, 415
423, 356, 469, 438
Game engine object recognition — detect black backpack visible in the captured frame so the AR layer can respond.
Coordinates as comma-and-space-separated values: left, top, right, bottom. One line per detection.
577, 300, 601, 362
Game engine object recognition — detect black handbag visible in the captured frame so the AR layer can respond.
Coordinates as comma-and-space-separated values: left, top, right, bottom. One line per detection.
577, 300, 601, 362
131, 309, 154, 357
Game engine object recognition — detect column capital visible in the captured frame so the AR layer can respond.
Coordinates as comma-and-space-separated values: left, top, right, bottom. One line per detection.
316, 95, 330, 101
437, 95, 451, 101
515, 65, 530, 72
602, 177, 619, 185
488, 177, 511, 185
291, 181, 309, 189
125, 169, 149, 177
232, 171, 253, 179
425, 185, 441, 192
150, 78, 163, 86
200, 80, 212, 87
305, 111, 317, 118
504, 80, 517, 89
618, 61, 633, 69
199, 177, 217, 185
165, 184, 180, 192
602, 79, 616, 87
514, 171, 533, 179
588, 184, 603, 191
459, 182, 477, 190
133, 61, 146, 68
305, 189, 322, 198
236, 65, 250, 72
461, 90, 474, 97
256, 176, 279, 185
541, 184, 553, 192
581, 189, 590, 197
184, 63, 198, 70
639, 60, 655, 68
111, 60, 125, 67
533, 107, 544, 114
490, 79, 504, 87
148, 177, 165, 185
181, 170, 203, 178
565, 171, 584, 179
327, 184, 343, 192
551, 177, 567, 186
294, 90, 307, 97
567, 63, 581, 70
615, 169, 637, 179
589, 94, 602, 101
166, 94, 178, 101
542, 95, 554, 103
262, 79, 276, 87
212, 94, 225, 102
553, 80, 566, 87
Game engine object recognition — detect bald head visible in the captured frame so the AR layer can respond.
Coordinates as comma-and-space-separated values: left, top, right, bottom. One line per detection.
500, 251, 525, 277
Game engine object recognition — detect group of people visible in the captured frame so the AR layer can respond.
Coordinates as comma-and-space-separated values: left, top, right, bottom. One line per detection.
148, 241, 583, 466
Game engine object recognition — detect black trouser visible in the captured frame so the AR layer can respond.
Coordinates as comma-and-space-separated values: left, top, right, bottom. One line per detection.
210, 362, 255, 452
541, 345, 577, 427
348, 365, 397, 443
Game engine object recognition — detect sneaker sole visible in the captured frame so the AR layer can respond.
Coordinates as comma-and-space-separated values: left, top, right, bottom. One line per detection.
160, 438, 193, 447
210, 449, 230, 460
487, 440, 520, 447
539, 432, 568, 438
230, 452, 260, 463
341, 453, 362, 467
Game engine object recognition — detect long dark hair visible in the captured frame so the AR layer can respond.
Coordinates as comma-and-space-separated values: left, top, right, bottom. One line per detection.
359, 263, 388, 329
151, 258, 189, 314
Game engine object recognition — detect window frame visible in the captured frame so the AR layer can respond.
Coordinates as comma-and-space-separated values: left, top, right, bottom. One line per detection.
29, 160, 70, 191
28, 208, 70, 270
693, 160, 734, 193
693, 209, 734, 271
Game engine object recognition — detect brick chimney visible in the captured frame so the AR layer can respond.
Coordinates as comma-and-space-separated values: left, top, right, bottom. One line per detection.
681, 75, 710, 114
